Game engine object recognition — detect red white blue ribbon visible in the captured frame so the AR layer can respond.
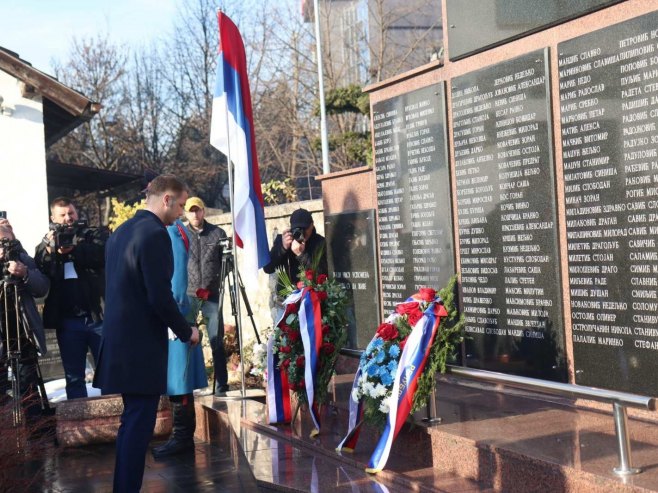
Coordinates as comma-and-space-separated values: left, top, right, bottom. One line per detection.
267, 334, 291, 424
267, 287, 324, 434
337, 295, 447, 473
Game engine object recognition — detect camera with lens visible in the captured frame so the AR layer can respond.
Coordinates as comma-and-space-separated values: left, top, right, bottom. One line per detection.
0, 237, 21, 281
49, 220, 88, 250
291, 227, 305, 243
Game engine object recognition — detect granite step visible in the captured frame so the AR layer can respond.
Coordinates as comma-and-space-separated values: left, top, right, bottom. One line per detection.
196, 374, 658, 493
195, 395, 493, 493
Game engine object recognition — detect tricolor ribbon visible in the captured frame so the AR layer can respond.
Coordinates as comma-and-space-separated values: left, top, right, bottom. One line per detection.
267, 287, 325, 436
337, 295, 447, 473
267, 334, 291, 424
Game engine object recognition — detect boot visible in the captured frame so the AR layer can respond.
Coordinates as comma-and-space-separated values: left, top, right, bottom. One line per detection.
152, 394, 196, 458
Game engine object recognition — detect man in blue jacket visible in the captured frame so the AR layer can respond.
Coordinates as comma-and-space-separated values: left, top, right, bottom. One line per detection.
94, 174, 200, 493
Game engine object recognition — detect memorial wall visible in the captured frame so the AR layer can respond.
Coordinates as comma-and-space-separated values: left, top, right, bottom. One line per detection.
451, 49, 566, 380
373, 84, 455, 314
342, 0, 658, 396
558, 11, 658, 394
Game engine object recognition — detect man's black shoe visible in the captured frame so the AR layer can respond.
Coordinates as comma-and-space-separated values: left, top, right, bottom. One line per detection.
215, 385, 230, 396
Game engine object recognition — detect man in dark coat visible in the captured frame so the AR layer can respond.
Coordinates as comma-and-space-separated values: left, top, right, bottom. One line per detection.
93, 174, 200, 493
263, 208, 327, 295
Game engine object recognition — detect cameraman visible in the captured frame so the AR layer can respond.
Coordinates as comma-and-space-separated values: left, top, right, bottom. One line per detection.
184, 197, 230, 395
34, 197, 106, 400
263, 208, 327, 293
0, 224, 49, 420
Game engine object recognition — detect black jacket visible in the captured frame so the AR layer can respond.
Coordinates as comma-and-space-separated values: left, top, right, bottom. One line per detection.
1, 246, 50, 355
186, 220, 227, 302
93, 210, 193, 395
34, 228, 106, 328
263, 229, 327, 295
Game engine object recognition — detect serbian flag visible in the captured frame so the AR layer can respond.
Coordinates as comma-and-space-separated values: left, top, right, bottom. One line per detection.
210, 11, 270, 287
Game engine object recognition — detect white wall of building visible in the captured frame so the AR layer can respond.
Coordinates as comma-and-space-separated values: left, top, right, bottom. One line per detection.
0, 70, 49, 253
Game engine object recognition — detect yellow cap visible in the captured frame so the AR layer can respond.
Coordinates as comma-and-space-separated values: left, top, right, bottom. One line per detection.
184, 197, 205, 212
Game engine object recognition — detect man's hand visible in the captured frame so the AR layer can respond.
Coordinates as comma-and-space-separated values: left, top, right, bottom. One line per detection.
189, 326, 200, 346
282, 229, 293, 250
8, 260, 28, 279
291, 239, 305, 256
44, 230, 74, 255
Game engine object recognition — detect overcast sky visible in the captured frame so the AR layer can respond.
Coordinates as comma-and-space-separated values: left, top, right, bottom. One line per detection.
0, 0, 179, 73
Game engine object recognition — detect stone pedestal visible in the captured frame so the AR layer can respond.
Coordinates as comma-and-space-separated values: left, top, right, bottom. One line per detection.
56, 394, 172, 447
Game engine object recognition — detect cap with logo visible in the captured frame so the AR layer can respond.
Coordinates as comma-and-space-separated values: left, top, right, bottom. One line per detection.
185, 197, 206, 212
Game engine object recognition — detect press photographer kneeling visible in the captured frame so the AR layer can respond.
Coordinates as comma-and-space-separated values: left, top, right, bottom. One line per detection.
0, 223, 50, 424
35, 197, 107, 400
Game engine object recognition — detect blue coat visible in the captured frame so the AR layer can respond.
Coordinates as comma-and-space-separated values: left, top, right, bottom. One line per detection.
94, 210, 192, 395
166, 221, 208, 395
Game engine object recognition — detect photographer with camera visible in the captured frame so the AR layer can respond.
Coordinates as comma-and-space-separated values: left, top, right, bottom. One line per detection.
184, 197, 230, 396
0, 223, 50, 422
34, 197, 107, 400
263, 208, 328, 293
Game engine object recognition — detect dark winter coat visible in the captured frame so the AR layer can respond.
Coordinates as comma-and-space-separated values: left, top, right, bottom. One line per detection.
186, 220, 227, 302
263, 229, 327, 295
93, 210, 193, 395
34, 228, 107, 328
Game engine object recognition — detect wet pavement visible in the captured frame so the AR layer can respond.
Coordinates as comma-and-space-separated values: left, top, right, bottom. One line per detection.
6, 437, 258, 492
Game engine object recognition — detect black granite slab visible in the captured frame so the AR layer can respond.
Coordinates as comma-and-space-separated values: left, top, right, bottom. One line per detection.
325, 210, 380, 349
447, 0, 623, 60
373, 83, 455, 315
452, 49, 567, 381
559, 11, 658, 396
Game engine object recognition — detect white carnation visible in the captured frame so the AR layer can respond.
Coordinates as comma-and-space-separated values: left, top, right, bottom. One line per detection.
373, 383, 387, 398
378, 400, 390, 414
351, 387, 361, 402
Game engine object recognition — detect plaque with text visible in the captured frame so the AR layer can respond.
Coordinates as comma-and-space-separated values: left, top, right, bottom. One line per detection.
326, 210, 380, 349
374, 84, 455, 314
559, 12, 658, 395
452, 49, 567, 381
447, 0, 623, 60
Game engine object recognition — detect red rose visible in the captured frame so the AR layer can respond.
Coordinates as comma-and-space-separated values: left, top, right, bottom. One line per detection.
418, 287, 437, 302
297, 281, 305, 290
396, 301, 420, 316
376, 322, 399, 341
305, 269, 315, 281
196, 288, 211, 301
279, 323, 291, 333
322, 324, 330, 335
407, 311, 423, 327
285, 303, 299, 315
288, 330, 300, 343
279, 345, 292, 354
317, 291, 328, 302
399, 337, 408, 351
322, 342, 335, 354
296, 355, 305, 368
317, 274, 328, 284
281, 359, 290, 369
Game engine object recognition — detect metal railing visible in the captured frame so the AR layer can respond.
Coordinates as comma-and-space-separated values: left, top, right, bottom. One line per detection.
446, 365, 655, 476
338, 349, 655, 476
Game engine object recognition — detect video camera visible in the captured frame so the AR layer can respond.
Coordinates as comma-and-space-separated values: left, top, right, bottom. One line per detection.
0, 237, 22, 281
219, 237, 232, 257
49, 220, 88, 250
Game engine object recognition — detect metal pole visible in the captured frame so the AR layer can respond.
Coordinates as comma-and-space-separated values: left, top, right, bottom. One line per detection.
223, 91, 246, 399
313, 0, 331, 174
612, 402, 641, 476
422, 386, 441, 426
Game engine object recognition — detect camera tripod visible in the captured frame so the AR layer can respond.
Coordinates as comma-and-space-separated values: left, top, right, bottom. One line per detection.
218, 250, 260, 344
0, 278, 51, 427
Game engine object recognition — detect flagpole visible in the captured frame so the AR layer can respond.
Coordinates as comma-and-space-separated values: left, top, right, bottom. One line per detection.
219, 10, 247, 399
313, 0, 330, 174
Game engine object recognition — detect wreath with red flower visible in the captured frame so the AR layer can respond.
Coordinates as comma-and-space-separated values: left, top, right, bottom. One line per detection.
272, 247, 348, 406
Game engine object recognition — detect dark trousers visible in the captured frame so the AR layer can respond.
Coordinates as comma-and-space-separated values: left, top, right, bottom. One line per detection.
57, 317, 102, 399
197, 298, 228, 389
113, 393, 160, 493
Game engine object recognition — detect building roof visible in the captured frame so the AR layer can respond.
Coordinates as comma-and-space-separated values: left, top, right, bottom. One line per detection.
46, 161, 142, 193
0, 47, 101, 147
